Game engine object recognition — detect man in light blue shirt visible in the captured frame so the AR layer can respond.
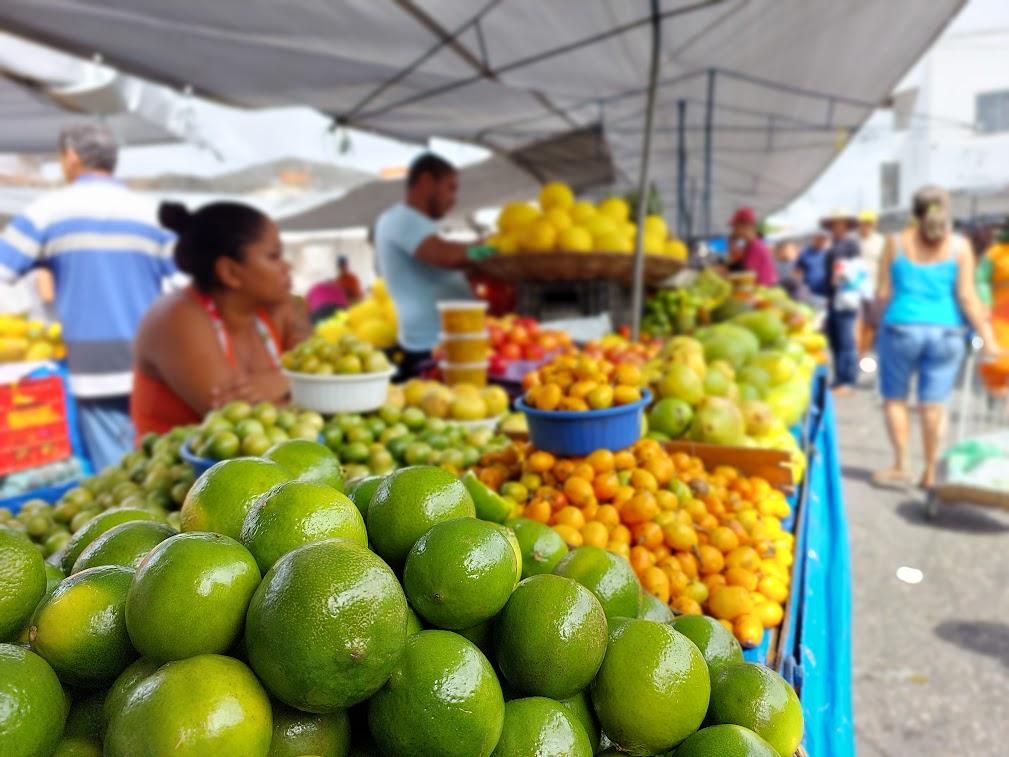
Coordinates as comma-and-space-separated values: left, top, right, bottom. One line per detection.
0, 123, 176, 469
374, 153, 492, 376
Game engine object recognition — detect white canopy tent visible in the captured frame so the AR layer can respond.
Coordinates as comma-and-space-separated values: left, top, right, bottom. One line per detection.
0, 0, 965, 234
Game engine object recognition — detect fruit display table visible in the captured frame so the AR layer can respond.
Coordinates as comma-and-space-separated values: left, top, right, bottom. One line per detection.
781, 371, 854, 757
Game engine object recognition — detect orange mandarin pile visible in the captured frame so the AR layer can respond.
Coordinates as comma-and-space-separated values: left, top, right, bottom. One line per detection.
474, 438, 794, 648
522, 353, 644, 412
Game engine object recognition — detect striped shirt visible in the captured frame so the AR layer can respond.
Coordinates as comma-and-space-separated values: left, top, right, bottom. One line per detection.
0, 175, 176, 398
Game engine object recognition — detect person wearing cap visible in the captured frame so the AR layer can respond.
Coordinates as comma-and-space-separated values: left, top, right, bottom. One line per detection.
726, 207, 777, 286
856, 209, 885, 358
0, 122, 176, 470
821, 207, 863, 395
373, 152, 494, 378
874, 185, 998, 488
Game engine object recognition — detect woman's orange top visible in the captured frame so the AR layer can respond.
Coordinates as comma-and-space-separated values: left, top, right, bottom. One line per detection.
131, 290, 284, 438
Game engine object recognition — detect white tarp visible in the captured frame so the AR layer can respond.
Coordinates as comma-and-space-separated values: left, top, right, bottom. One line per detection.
0, 0, 964, 227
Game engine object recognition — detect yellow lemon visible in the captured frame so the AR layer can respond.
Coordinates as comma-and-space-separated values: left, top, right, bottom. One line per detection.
643, 232, 665, 255
544, 207, 573, 233
644, 214, 669, 240
598, 197, 630, 223
570, 201, 596, 224
498, 202, 540, 233
520, 218, 558, 252
595, 231, 632, 253
585, 215, 618, 239
539, 182, 575, 211
558, 226, 593, 253
496, 233, 520, 255
664, 239, 688, 260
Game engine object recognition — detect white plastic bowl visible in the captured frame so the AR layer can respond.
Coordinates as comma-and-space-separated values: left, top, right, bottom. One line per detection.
283, 368, 395, 414
451, 414, 505, 432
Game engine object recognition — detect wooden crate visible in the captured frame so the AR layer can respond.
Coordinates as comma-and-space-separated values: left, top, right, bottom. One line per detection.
664, 440, 795, 491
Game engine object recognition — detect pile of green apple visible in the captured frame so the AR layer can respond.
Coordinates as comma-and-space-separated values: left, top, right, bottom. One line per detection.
281, 334, 391, 375
0, 427, 195, 557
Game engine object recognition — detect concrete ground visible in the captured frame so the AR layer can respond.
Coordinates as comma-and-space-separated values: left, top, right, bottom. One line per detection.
836, 381, 1009, 756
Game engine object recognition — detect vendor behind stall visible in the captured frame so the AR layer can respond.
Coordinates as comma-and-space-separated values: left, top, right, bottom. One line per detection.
131, 202, 310, 436
726, 207, 777, 285
373, 153, 493, 377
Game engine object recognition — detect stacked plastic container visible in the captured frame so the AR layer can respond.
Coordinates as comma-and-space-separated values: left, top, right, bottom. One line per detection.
436, 301, 489, 386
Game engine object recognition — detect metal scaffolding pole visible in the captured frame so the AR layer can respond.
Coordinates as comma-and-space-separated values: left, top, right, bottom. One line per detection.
677, 99, 687, 240
703, 68, 716, 236
630, 0, 663, 340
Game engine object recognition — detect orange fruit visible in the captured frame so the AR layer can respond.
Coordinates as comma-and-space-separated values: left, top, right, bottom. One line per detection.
554, 506, 586, 531
655, 490, 678, 510
568, 380, 597, 400
665, 568, 690, 597
553, 460, 576, 483
671, 596, 702, 615
683, 580, 709, 605
633, 522, 663, 550
580, 501, 599, 522
586, 449, 615, 474
697, 545, 725, 575
553, 524, 583, 548
629, 545, 656, 575
524, 500, 551, 524
563, 477, 595, 507
641, 566, 670, 603
725, 546, 761, 572
629, 469, 658, 493
675, 552, 699, 579
708, 585, 754, 621
756, 601, 784, 628
662, 522, 698, 552
709, 526, 740, 553
733, 614, 765, 648
644, 457, 674, 486
704, 573, 728, 595
613, 386, 642, 405
527, 451, 555, 473
607, 541, 631, 560
610, 524, 631, 545
581, 522, 609, 548
622, 492, 658, 524
572, 463, 596, 483
725, 568, 759, 592
558, 397, 589, 412
613, 451, 636, 470
595, 504, 620, 529
758, 576, 788, 604
593, 472, 620, 501
614, 363, 642, 387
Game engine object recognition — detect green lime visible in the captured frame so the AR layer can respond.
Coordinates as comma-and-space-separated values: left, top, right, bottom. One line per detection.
181, 458, 290, 539
553, 546, 640, 620
591, 618, 709, 755
104, 657, 161, 727
252, 401, 279, 427
404, 518, 517, 630
462, 471, 512, 523
558, 690, 600, 753
648, 397, 693, 438
673, 724, 778, 756
406, 607, 425, 637
60, 507, 159, 574
105, 654, 272, 757
0, 529, 46, 640
207, 430, 241, 460
508, 519, 568, 579
240, 433, 272, 457
29, 565, 134, 684
0, 643, 67, 757
491, 696, 592, 757
366, 466, 475, 570
269, 701, 350, 757
495, 574, 608, 700
345, 474, 384, 519
60, 690, 105, 746
671, 614, 743, 674
368, 630, 504, 757
240, 481, 367, 573
126, 533, 261, 661
265, 439, 345, 491
245, 539, 407, 712
639, 590, 675, 623
43, 562, 65, 597
708, 662, 803, 757
72, 521, 177, 573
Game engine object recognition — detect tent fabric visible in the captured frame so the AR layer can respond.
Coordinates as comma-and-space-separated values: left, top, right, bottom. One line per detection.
0, 0, 964, 227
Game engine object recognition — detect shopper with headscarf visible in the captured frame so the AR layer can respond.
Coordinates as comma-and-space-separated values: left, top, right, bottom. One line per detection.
874, 186, 997, 488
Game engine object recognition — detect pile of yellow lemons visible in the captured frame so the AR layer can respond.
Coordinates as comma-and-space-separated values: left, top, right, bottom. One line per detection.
315, 279, 398, 349
0, 314, 64, 363
489, 182, 687, 260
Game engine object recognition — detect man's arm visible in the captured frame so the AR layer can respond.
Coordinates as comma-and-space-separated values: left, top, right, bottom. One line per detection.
413, 234, 472, 269
0, 211, 46, 283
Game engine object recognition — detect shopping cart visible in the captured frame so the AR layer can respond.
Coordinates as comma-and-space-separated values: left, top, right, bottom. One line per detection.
926, 337, 1009, 518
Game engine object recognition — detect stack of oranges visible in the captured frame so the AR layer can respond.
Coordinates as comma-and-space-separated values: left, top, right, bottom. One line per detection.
474, 438, 794, 648
522, 353, 644, 412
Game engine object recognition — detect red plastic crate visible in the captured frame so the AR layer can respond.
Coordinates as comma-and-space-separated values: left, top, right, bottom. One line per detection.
0, 375, 73, 476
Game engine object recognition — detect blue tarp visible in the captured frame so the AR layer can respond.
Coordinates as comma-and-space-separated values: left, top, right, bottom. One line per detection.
792, 373, 855, 757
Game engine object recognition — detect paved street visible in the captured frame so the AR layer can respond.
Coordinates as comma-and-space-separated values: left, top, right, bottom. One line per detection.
837, 383, 1009, 756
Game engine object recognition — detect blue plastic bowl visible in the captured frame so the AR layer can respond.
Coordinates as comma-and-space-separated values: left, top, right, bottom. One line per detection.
180, 440, 217, 478
516, 389, 651, 456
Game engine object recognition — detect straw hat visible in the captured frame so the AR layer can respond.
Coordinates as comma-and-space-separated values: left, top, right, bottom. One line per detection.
819, 206, 856, 230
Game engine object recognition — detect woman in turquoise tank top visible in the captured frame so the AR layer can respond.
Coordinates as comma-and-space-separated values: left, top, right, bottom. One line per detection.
874, 186, 997, 488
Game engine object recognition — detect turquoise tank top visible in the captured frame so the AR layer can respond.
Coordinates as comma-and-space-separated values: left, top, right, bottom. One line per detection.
883, 250, 962, 327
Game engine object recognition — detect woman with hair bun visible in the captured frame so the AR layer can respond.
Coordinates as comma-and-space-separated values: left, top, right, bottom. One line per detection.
131, 201, 310, 435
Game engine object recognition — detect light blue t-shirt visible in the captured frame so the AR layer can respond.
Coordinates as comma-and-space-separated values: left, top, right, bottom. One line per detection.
374, 202, 473, 351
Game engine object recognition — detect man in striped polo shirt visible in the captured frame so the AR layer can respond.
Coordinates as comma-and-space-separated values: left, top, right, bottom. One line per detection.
0, 123, 177, 470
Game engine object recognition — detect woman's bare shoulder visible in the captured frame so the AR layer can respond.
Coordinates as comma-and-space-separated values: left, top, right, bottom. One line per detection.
141, 290, 207, 336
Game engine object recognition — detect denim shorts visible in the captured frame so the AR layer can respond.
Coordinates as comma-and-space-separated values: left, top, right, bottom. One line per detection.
878, 323, 966, 403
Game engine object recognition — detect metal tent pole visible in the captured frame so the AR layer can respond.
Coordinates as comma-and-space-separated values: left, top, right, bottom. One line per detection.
703, 68, 716, 236
630, 0, 663, 341
676, 98, 687, 240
